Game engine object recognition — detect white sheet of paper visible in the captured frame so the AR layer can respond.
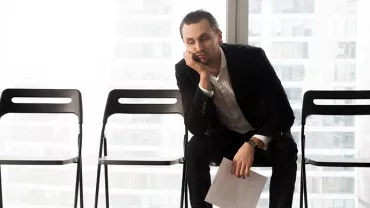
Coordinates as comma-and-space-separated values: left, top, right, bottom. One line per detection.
205, 157, 268, 208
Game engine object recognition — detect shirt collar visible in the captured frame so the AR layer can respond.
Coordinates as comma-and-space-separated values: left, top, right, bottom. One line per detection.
210, 47, 227, 82
220, 46, 227, 69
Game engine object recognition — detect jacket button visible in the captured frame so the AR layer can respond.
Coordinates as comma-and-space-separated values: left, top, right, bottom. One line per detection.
202, 103, 206, 112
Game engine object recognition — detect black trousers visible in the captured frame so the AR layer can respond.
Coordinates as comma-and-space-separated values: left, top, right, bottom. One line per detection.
185, 130, 298, 208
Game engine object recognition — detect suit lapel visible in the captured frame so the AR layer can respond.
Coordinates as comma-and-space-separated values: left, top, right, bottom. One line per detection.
221, 44, 245, 105
222, 44, 258, 126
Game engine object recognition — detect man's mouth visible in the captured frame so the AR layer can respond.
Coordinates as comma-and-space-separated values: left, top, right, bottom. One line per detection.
197, 54, 206, 59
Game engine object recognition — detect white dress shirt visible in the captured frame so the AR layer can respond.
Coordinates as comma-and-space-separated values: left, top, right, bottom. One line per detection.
199, 47, 271, 150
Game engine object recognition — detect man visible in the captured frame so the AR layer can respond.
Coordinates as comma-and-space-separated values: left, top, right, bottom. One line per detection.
175, 10, 298, 208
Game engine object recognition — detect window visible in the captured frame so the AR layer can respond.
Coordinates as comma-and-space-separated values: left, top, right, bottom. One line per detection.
305, 115, 355, 127
306, 177, 322, 193
304, 132, 355, 149
345, 199, 355, 208
284, 88, 303, 104
249, 0, 262, 14
273, 64, 305, 82
271, 19, 313, 37
293, 109, 302, 126
334, 63, 356, 82
271, 42, 309, 59
271, 0, 315, 13
249, 0, 370, 207
1, 0, 369, 207
335, 42, 357, 59
322, 177, 355, 193
0, 1, 227, 207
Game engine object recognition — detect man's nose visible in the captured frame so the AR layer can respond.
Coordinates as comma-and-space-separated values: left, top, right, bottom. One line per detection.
195, 41, 204, 52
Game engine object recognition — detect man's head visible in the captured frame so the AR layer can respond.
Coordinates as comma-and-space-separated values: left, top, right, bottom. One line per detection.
180, 10, 222, 65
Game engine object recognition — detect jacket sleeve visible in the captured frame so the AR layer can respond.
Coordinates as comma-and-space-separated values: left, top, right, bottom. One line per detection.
175, 63, 216, 136
253, 48, 295, 137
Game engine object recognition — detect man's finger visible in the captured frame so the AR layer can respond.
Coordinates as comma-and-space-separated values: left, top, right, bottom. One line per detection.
244, 163, 251, 177
235, 161, 241, 178
187, 52, 195, 64
231, 160, 236, 174
240, 162, 246, 179
186, 51, 193, 58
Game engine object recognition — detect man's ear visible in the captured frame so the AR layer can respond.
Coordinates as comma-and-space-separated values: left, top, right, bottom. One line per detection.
217, 30, 223, 45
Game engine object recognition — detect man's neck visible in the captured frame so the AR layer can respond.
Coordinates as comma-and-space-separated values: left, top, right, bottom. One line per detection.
208, 48, 222, 77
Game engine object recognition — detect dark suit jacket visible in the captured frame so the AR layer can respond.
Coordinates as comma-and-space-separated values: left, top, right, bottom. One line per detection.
175, 43, 295, 140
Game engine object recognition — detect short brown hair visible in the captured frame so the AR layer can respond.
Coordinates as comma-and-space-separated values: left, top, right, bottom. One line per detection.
179, 9, 220, 39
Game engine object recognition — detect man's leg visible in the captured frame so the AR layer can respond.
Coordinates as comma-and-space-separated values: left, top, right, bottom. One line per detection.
186, 131, 297, 208
186, 130, 257, 208
236, 132, 298, 208
267, 133, 298, 208
186, 131, 246, 208
186, 134, 223, 208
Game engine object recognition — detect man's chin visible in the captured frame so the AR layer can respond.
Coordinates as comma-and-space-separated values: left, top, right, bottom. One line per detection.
200, 59, 210, 65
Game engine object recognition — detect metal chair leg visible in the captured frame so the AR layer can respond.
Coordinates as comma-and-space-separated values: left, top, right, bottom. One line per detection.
74, 160, 81, 208
301, 163, 308, 208
300, 166, 304, 208
94, 164, 102, 208
79, 160, 84, 208
180, 162, 186, 208
184, 172, 188, 208
0, 166, 3, 208
104, 165, 110, 208
180, 175, 184, 207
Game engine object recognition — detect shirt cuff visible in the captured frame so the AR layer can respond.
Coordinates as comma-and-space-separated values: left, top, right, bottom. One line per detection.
198, 84, 214, 97
252, 134, 272, 150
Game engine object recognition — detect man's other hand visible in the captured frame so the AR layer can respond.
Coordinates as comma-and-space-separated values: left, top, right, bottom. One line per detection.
231, 142, 255, 179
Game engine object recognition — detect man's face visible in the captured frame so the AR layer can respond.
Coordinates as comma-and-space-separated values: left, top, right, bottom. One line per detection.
182, 19, 222, 65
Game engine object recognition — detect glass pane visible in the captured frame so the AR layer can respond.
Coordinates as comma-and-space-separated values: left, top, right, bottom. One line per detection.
249, 0, 370, 207
0, 1, 227, 207
271, 0, 315, 14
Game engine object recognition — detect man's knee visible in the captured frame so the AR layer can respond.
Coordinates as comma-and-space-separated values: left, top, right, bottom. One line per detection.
185, 135, 210, 163
274, 134, 298, 161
